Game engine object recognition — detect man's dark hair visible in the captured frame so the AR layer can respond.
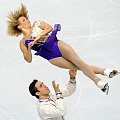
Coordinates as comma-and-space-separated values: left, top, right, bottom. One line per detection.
29, 79, 39, 99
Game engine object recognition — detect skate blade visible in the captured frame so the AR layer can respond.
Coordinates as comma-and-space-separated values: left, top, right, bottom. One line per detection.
101, 83, 109, 95
105, 84, 109, 95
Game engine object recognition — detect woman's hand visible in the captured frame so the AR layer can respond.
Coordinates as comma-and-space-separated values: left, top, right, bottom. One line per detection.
34, 34, 43, 42
28, 40, 37, 47
34, 35, 49, 43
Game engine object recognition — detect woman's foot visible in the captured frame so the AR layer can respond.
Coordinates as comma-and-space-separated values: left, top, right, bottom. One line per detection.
96, 81, 109, 95
101, 83, 109, 95
104, 68, 119, 78
109, 70, 118, 78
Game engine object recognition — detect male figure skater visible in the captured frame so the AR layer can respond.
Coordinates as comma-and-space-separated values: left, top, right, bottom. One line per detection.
29, 69, 77, 120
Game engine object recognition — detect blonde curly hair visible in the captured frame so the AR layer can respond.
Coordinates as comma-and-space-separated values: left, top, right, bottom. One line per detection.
7, 4, 28, 37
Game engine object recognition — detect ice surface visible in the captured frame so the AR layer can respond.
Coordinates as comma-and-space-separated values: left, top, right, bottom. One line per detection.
0, 0, 120, 120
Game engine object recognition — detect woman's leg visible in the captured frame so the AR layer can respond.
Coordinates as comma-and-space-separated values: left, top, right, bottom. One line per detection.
50, 57, 105, 75
49, 44, 109, 94
49, 57, 80, 70
58, 40, 101, 84
49, 57, 105, 75
49, 56, 105, 84
89, 65, 105, 75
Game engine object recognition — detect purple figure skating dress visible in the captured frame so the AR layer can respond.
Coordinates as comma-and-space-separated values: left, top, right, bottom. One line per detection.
25, 24, 62, 60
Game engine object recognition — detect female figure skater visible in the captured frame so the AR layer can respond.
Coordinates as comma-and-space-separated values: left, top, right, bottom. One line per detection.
7, 4, 118, 94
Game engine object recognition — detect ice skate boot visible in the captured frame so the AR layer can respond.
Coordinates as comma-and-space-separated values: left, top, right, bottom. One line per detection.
101, 83, 109, 95
97, 81, 109, 95
104, 69, 119, 78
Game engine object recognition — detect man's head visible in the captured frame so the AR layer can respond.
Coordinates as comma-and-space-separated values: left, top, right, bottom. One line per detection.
29, 79, 50, 99
7, 3, 31, 36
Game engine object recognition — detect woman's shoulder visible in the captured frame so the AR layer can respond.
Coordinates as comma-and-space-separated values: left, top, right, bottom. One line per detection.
20, 37, 25, 42
19, 37, 27, 45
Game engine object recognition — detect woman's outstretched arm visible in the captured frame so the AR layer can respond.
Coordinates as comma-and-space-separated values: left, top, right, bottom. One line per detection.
19, 40, 32, 63
34, 21, 53, 42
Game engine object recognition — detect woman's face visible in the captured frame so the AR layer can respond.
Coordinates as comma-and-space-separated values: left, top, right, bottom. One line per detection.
18, 16, 31, 30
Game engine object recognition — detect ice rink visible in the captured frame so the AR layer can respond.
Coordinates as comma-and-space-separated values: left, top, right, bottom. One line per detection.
0, 0, 120, 120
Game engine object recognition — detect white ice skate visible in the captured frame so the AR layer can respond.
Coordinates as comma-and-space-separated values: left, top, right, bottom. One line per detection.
101, 83, 109, 95
97, 81, 109, 95
104, 69, 119, 78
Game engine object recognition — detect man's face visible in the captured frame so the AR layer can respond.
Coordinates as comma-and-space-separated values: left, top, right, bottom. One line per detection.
18, 16, 31, 29
35, 81, 50, 97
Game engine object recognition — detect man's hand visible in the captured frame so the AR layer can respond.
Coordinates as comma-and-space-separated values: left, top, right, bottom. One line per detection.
52, 81, 60, 93
69, 69, 77, 79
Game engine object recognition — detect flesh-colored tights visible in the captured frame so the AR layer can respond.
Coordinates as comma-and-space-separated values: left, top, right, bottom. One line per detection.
49, 40, 106, 84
